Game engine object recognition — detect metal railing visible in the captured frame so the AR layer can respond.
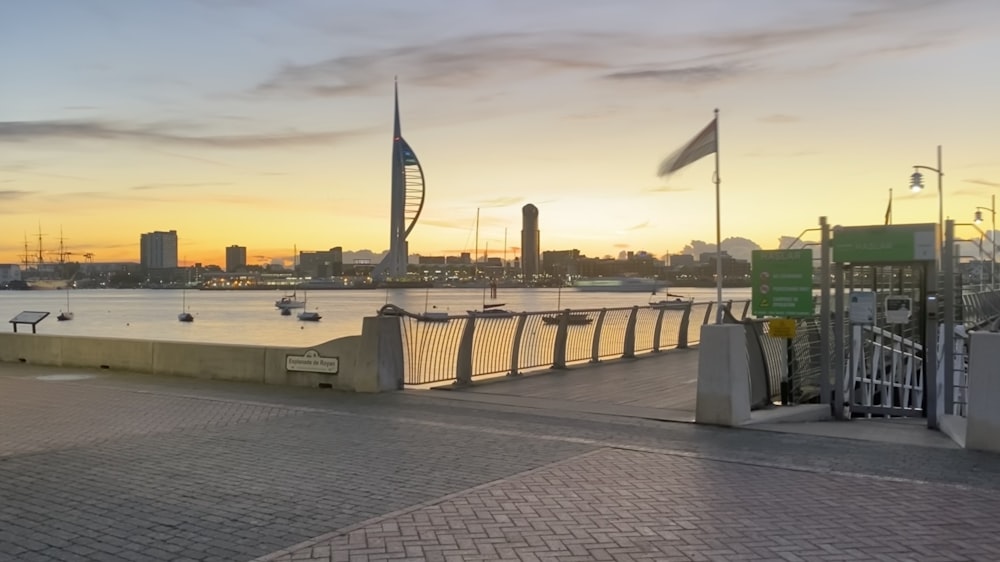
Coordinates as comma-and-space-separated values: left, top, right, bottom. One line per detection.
944, 289, 1000, 417
398, 300, 750, 385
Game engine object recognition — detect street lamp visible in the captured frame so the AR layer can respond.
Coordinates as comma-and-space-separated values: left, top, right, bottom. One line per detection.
974, 194, 996, 289
910, 145, 944, 236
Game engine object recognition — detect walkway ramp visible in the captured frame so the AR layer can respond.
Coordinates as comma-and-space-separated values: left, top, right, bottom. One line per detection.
430, 349, 699, 422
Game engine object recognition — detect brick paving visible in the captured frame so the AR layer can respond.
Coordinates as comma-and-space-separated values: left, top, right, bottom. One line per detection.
261, 447, 1000, 561
3, 364, 1000, 561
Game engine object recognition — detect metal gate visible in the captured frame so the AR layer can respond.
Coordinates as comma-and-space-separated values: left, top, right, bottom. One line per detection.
830, 223, 940, 427
842, 265, 928, 418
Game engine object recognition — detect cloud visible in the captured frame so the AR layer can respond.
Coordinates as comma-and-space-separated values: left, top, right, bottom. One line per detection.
604, 64, 740, 83
0, 190, 35, 201
626, 221, 650, 231
418, 219, 470, 230
0, 120, 370, 149
743, 150, 817, 159
646, 185, 693, 193
130, 182, 233, 191
759, 114, 800, 124
250, 1, 963, 105
964, 178, 1000, 189
476, 196, 523, 208
255, 32, 612, 98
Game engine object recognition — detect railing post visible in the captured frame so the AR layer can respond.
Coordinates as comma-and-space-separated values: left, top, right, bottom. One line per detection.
507, 312, 528, 377
590, 309, 607, 363
622, 306, 639, 358
833, 263, 846, 420
703, 302, 714, 326
552, 310, 569, 369
943, 220, 955, 415
741, 300, 751, 320
819, 215, 831, 406
652, 307, 667, 352
677, 302, 692, 349
455, 314, 476, 386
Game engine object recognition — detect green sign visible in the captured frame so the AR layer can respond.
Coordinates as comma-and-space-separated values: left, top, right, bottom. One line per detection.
832, 224, 938, 263
752, 249, 814, 318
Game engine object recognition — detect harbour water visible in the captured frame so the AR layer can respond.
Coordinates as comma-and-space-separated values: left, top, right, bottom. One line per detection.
0, 287, 751, 347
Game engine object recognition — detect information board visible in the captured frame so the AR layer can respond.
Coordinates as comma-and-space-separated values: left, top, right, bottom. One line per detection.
849, 292, 877, 325
752, 249, 814, 318
832, 224, 938, 263
885, 295, 913, 324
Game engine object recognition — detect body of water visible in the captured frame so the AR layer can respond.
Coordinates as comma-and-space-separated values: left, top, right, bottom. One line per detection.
0, 287, 752, 347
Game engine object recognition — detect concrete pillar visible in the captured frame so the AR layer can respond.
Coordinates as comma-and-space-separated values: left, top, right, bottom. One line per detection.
696, 324, 751, 426
966, 332, 1000, 452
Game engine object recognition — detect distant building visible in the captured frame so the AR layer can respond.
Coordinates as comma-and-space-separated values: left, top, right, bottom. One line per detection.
225, 245, 247, 273
542, 249, 580, 277
140, 230, 178, 270
669, 254, 695, 268
299, 247, 343, 278
521, 204, 540, 281
0, 264, 22, 285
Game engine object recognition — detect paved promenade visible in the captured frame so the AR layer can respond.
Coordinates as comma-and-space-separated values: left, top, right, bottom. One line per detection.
3, 363, 1000, 561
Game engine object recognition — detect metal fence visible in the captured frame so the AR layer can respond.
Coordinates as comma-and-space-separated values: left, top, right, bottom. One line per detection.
399, 300, 750, 385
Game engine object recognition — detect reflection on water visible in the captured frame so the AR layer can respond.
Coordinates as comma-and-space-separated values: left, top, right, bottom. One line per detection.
0, 287, 751, 347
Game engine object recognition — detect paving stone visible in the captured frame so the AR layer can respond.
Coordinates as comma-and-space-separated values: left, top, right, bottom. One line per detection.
4, 365, 1000, 562
263, 448, 1000, 561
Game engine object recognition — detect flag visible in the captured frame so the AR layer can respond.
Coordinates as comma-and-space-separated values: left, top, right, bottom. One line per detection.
884, 190, 893, 225
657, 118, 718, 177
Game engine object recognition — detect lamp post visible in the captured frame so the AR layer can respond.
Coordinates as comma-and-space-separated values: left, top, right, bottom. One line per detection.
910, 145, 944, 237
974, 193, 996, 289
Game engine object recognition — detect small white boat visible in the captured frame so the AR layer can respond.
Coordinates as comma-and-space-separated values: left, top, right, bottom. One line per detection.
276, 293, 305, 310
417, 311, 450, 323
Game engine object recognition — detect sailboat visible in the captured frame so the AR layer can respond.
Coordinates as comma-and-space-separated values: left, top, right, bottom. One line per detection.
178, 281, 194, 323
276, 245, 305, 311
57, 281, 74, 321
541, 284, 591, 325
297, 290, 321, 321
177, 264, 194, 322
466, 212, 513, 317
417, 287, 449, 322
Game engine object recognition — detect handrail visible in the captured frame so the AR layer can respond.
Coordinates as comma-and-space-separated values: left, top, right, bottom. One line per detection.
394, 300, 742, 385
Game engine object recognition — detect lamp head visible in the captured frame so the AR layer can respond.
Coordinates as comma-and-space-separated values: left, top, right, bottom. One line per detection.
975, 210, 983, 224
910, 171, 924, 193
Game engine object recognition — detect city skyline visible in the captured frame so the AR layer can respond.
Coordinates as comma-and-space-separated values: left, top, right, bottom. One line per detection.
3, 1, 1000, 266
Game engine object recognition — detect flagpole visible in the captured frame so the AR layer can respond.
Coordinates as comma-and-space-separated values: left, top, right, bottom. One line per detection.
714, 108, 723, 324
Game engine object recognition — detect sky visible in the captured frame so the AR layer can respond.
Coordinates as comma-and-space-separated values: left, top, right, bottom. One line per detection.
2, 0, 1000, 267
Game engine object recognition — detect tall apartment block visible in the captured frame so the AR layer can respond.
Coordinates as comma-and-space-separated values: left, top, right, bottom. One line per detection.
140, 230, 178, 270
521, 204, 540, 282
226, 245, 247, 272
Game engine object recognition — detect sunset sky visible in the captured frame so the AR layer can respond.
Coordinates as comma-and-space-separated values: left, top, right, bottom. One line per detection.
3, 0, 999, 267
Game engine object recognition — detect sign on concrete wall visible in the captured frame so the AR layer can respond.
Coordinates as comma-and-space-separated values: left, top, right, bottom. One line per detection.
286, 349, 339, 374
752, 249, 814, 318
833, 224, 938, 263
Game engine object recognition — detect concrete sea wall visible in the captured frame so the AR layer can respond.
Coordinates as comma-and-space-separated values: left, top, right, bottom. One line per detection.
0, 316, 402, 392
